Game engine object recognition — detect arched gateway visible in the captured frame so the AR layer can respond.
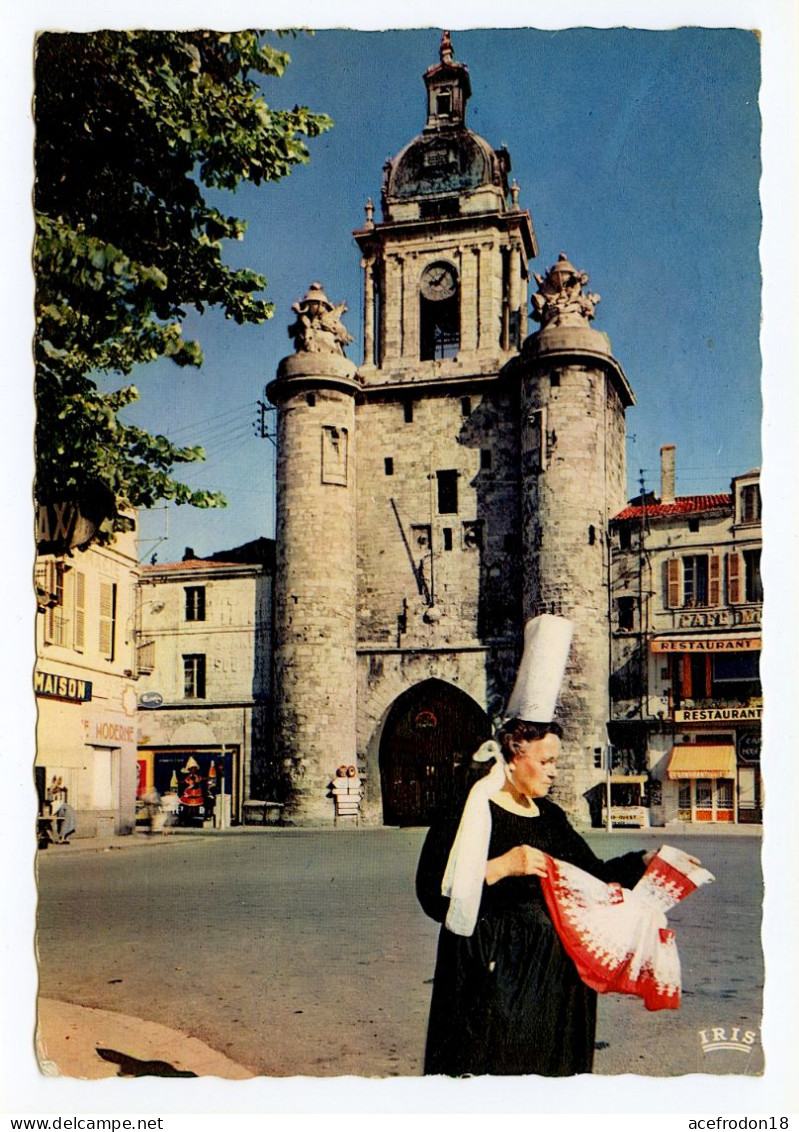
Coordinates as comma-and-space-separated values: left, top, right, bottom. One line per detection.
379, 679, 492, 826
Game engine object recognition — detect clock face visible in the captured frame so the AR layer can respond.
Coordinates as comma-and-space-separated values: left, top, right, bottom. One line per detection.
420, 262, 458, 301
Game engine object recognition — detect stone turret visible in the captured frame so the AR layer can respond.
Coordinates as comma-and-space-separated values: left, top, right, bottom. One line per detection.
517, 254, 635, 817
266, 285, 362, 823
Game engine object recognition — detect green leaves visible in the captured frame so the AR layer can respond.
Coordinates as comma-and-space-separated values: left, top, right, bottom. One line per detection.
34, 29, 332, 541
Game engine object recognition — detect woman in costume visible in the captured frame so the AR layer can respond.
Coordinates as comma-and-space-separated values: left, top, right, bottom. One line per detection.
416, 615, 653, 1077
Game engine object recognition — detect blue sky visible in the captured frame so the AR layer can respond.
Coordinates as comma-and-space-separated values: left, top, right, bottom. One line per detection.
115, 26, 763, 566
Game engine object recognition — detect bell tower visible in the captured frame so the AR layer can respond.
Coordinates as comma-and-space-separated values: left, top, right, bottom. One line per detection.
354, 31, 537, 376
351, 34, 538, 826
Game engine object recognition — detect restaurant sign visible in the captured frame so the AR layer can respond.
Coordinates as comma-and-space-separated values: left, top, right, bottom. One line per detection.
674, 705, 763, 723
34, 669, 92, 703
652, 636, 761, 653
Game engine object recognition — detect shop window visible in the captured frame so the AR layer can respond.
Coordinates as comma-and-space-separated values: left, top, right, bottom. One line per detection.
744, 548, 763, 603
678, 780, 692, 821
711, 652, 760, 702
183, 653, 206, 699
437, 469, 459, 514
185, 585, 206, 622
716, 779, 734, 813
98, 579, 117, 661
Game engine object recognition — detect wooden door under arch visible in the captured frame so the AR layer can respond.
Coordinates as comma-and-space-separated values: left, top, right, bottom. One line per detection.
379, 679, 492, 826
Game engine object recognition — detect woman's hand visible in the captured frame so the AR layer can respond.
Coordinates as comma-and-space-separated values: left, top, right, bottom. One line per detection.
486, 844, 548, 885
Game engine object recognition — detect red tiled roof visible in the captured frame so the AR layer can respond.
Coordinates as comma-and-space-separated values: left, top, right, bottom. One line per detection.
614, 494, 732, 521
140, 558, 242, 573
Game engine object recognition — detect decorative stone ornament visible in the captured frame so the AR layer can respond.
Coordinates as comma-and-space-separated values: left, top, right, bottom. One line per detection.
531, 252, 601, 329
288, 282, 355, 356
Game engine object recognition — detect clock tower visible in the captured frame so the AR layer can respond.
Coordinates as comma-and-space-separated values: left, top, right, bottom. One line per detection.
354, 30, 536, 375
351, 33, 538, 825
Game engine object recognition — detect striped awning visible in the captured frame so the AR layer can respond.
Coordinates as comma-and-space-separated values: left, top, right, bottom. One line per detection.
667, 746, 737, 780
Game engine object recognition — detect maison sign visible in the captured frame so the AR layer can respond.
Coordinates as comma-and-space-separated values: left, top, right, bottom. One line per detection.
34, 669, 92, 703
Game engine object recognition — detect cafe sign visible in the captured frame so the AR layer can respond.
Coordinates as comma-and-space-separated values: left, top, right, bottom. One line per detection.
677, 608, 761, 630
34, 668, 92, 703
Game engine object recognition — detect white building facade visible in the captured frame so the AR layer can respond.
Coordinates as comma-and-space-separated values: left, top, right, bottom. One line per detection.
609, 449, 762, 826
135, 541, 273, 825
35, 528, 140, 837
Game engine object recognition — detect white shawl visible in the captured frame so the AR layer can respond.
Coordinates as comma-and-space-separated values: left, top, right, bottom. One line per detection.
441, 748, 507, 936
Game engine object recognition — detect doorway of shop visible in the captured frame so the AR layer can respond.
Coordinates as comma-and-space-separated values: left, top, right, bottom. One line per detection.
379, 679, 492, 826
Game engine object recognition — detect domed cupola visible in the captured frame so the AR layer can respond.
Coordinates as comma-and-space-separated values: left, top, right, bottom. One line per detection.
382, 32, 512, 222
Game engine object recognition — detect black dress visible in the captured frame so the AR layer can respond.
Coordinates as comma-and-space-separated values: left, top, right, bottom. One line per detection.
416, 797, 646, 1077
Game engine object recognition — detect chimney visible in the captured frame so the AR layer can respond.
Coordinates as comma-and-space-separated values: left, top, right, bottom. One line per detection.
183, 546, 196, 561
660, 445, 675, 504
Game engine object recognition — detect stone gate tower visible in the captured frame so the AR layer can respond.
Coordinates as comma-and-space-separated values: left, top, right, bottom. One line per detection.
266, 286, 361, 823
515, 255, 634, 809
270, 33, 635, 826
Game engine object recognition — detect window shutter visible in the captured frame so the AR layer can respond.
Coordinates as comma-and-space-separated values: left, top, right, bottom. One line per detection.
681, 655, 692, 699
666, 558, 680, 608
44, 560, 57, 642
99, 580, 116, 659
708, 555, 721, 606
72, 571, 85, 650
727, 553, 741, 605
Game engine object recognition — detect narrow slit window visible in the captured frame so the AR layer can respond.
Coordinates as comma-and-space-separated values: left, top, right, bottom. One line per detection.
436, 469, 458, 514
384, 457, 394, 476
